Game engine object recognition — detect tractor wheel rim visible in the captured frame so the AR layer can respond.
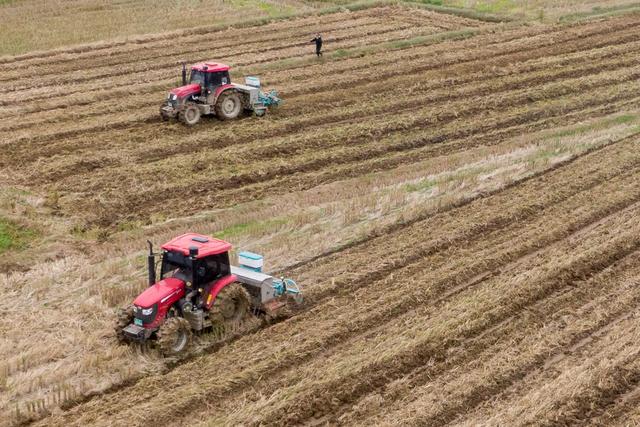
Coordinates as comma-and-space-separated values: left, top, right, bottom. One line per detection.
223, 98, 236, 114
185, 108, 197, 122
221, 300, 237, 319
172, 330, 187, 352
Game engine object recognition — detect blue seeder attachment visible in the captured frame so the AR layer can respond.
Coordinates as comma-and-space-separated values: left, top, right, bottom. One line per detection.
272, 278, 303, 303
259, 90, 282, 107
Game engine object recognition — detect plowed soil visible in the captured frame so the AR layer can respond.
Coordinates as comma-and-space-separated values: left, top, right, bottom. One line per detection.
2, 4, 640, 426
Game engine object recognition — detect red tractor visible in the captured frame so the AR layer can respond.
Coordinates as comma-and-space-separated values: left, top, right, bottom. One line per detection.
160, 61, 281, 125
116, 233, 301, 354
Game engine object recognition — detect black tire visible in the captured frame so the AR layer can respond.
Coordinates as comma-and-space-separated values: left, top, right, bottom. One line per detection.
214, 91, 242, 120
115, 306, 134, 343
178, 103, 201, 126
210, 283, 251, 324
157, 317, 192, 355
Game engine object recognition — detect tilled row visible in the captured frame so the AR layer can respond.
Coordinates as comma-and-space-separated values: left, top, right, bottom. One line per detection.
0, 6, 477, 73
5, 31, 640, 146
461, 309, 640, 426
56, 74, 640, 223
237, 199, 640, 426
3, 15, 638, 189
0, 20, 434, 95
353, 265, 640, 426
2, 14, 634, 129
0, 11, 388, 81
34, 136, 640, 426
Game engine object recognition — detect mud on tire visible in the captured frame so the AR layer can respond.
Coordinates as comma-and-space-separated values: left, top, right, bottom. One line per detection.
210, 283, 251, 325
179, 102, 201, 126
157, 317, 192, 355
115, 306, 134, 343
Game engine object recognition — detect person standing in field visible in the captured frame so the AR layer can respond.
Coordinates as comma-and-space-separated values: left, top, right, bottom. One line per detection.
311, 34, 323, 57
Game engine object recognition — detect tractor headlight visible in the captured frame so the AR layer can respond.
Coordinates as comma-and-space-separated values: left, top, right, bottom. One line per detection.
141, 307, 154, 316
171, 94, 177, 101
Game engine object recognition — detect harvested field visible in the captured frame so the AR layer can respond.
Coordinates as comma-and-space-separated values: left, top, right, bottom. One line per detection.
1, 2, 640, 426
446, 0, 640, 20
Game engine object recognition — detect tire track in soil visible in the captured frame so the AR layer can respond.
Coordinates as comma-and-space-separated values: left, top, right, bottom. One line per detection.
21, 111, 629, 427
265, 254, 640, 426
5, 35, 639, 142
344, 255, 640, 427
1, 13, 633, 112
32, 137, 640, 427
6, 18, 640, 184
51, 188, 640, 427
0, 22, 432, 94
246, 202, 640, 427
90, 77, 640, 223
0, 9, 372, 68
2, 15, 635, 135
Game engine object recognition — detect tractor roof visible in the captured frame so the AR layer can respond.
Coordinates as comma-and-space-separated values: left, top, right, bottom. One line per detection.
191, 62, 230, 73
161, 233, 231, 258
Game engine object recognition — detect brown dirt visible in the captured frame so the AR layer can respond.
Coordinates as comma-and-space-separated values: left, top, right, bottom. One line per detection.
3, 5, 640, 426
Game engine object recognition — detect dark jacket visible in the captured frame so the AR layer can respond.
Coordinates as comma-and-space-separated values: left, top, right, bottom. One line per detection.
311, 36, 323, 48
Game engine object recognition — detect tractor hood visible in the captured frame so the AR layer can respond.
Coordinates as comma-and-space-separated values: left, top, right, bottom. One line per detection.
133, 277, 185, 308
170, 83, 201, 99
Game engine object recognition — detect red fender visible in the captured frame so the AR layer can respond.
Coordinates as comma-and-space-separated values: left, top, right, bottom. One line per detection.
212, 84, 235, 104
205, 274, 238, 310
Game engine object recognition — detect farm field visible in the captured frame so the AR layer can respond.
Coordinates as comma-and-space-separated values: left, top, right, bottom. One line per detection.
446, 0, 640, 20
1, 1, 640, 426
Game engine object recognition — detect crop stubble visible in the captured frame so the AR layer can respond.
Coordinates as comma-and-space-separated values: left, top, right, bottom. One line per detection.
4, 6, 640, 426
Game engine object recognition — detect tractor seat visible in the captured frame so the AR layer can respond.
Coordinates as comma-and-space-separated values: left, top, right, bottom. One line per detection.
173, 269, 191, 285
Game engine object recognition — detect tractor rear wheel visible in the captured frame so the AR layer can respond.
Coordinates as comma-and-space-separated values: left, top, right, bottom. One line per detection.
211, 283, 251, 325
157, 317, 192, 355
179, 103, 201, 126
215, 91, 242, 120
115, 306, 134, 343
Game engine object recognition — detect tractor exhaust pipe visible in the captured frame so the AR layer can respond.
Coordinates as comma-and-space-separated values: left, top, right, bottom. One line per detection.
147, 240, 156, 286
181, 61, 187, 86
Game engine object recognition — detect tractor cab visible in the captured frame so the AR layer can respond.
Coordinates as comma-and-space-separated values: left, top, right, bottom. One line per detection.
189, 62, 231, 93
159, 234, 232, 294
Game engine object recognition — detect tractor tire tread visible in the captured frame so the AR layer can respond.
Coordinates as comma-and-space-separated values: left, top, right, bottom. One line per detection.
157, 317, 192, 355
214, 91, 243, 121
209, 283, 251, 325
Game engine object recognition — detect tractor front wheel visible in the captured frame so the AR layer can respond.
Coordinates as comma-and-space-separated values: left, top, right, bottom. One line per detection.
115, 306, 134, 343
215, 91, 242, 120
179, 103, 201, 126
157, 317, 192, 355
